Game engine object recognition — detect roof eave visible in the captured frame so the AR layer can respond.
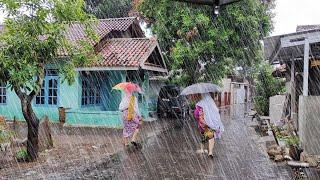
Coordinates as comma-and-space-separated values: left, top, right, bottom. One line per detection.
75, 66, 139, 71
141, 64, 168, 73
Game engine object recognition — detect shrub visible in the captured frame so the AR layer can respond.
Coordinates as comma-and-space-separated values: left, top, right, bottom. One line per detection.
16, 148, 28, 160
285, 136, 300, 147
0, 129, 12, 144
254, 63, 285, 116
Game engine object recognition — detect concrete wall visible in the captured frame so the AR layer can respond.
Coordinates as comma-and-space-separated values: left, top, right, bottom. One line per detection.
298, 96, 320, 155
232, 84, 246, 104
220, 78, 251, 106
236, 85, 246, 104
269, 95, 286, 124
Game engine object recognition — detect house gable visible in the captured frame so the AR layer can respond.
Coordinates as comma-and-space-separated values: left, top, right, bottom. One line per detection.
65, 17, 145, 52
94, 19, 145, 52
76, 38, 168, 73
141, 44, 167, 73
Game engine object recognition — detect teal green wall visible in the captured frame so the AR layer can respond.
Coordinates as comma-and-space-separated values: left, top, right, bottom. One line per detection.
71, 70, 126, 127
140, 73, 150, 118
0, 72, 80, 122
65, 110, 122, 127
104, 71, 125, 111
0, 70, 154, 127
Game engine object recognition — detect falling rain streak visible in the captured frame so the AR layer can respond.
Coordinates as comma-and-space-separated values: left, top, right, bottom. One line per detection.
0, 0, 319, 179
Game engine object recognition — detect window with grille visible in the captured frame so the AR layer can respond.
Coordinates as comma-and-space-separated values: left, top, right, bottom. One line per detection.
35, 69, 59, 106
35, 80, 46, 105
81, 77, 101, 106
0, 82, 6, 104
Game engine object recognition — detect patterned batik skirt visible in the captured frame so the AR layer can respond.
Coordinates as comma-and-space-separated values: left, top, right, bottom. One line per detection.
122, 109, 141, 138
200, 127, 216, 143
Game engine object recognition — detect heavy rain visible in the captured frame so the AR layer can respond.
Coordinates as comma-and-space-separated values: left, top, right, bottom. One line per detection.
0, 0, 319, 179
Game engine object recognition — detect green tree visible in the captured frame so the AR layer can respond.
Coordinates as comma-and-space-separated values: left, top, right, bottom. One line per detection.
138, 0, 273, 86
85, 0, 132, 18
254, 63, 285, 115
0, 0, 97, 161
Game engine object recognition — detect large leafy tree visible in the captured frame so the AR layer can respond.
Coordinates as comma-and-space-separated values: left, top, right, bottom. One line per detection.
138, 0, 273, 86
0, 0, 97, 161
254, 63, 285, 115
85, 0, 132, 18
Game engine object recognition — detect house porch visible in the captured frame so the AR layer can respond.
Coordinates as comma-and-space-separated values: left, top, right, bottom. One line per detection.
264, 28, 320, 155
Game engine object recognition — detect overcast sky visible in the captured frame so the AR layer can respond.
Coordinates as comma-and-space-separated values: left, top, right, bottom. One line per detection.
272, 0, 320, 36
0, 0, 320, 36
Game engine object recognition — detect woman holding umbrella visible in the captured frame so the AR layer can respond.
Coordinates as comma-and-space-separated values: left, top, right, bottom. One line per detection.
181, 83, 224, 158
113, 82, 143, 148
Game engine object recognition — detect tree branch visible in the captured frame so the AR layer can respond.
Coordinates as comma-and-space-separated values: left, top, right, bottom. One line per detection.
0, 70, 10, 83
29, 70, 45, 99
14, 86, 26, 100
29, 90, 37, 100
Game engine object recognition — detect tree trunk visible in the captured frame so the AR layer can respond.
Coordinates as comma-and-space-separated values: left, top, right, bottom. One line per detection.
20, 97, 40, 161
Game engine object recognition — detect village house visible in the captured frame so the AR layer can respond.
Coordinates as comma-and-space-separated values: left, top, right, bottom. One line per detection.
218, 75, 252, 107
0, 17, 168, 127
264, 25, 320, 155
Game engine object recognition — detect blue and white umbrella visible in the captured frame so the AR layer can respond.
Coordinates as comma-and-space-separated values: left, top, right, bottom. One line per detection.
180, 83, 221, 95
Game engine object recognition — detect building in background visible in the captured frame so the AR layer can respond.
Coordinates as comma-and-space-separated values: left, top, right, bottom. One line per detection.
218, 75, 252, 107
0, 17, 168, 127
264, 25, 320, 155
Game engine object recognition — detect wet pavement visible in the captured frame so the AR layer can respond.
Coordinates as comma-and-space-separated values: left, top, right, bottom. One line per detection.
1, 104, 293, 179
72, 104, 293, 180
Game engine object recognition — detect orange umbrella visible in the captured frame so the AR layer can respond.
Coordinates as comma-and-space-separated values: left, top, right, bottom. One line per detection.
112, 82, 142, 93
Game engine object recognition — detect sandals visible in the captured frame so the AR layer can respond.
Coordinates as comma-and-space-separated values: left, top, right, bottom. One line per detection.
131, 141, 142, 149
131, 141, 138, 146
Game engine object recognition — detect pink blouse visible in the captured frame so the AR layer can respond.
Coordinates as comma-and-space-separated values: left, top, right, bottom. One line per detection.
194, 105, 207, 133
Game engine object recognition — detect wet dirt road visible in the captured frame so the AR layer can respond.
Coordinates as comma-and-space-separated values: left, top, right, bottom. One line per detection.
71, 105, 293, 180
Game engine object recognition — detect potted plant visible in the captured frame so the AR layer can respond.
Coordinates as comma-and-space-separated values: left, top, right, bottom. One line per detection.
285, 136, 303, 161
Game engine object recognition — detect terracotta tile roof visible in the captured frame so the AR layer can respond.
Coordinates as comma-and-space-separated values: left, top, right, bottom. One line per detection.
93, 38, 158, 67
65, 17, 136, 45
1, 18, 165, 70
1, 17, 137, 49
0, 17, 136, 42
56, 17, 138, 57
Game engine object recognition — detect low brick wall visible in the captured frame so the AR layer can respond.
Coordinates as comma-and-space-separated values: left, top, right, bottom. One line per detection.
298, 96, 320, 155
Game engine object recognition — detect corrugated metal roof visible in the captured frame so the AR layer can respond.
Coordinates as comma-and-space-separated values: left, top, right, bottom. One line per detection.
296, 25, 320, 32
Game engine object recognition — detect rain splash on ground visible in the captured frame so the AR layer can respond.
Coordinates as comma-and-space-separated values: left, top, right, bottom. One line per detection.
1, 104, 293, 179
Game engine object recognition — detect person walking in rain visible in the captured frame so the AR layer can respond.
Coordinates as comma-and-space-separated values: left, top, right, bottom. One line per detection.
114, 82, 143, 148
192, 93, 224, 158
